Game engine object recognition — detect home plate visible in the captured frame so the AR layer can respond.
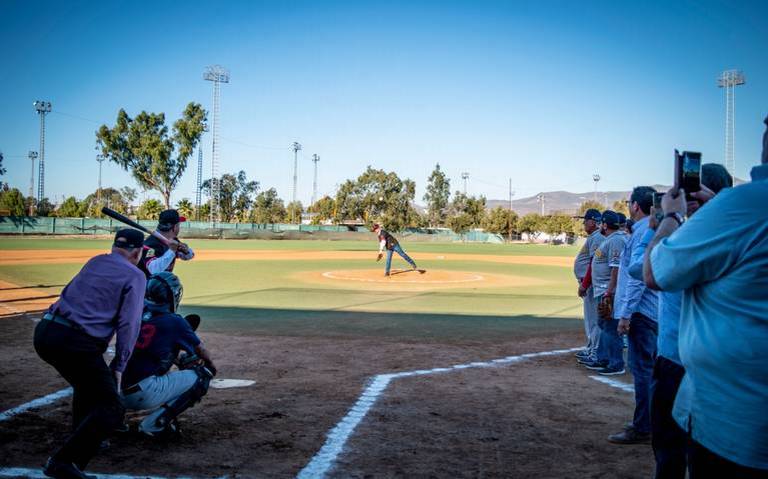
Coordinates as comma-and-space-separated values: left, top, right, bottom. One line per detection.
211, 379, 256, 389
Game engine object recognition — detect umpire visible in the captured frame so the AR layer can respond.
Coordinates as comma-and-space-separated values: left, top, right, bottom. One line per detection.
34, 229, 147, 479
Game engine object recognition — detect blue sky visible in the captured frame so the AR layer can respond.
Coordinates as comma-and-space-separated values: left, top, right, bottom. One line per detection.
1, 0, 766, 206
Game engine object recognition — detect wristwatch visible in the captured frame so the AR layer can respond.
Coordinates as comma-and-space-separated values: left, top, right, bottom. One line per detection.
664, 212, 684, 226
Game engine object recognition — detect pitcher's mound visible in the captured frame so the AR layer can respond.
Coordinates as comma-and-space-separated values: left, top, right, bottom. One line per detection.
321, 269, 484, 284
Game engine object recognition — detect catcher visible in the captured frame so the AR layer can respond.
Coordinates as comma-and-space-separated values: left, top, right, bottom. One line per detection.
373, 223, 424, 277
120, 272, 216, 437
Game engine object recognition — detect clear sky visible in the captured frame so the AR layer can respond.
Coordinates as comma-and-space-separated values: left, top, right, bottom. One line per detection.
1, 0, 766, 206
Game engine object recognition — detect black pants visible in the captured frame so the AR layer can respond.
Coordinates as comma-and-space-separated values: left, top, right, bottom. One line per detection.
33, 319, 125, 469
650, 356, 686, 479
688, 438, 768, 479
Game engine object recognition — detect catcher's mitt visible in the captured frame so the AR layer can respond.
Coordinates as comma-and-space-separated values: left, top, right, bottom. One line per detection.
598, 295, 614, 320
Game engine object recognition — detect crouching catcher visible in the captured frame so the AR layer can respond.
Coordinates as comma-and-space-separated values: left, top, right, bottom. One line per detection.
121, 272, 217, 437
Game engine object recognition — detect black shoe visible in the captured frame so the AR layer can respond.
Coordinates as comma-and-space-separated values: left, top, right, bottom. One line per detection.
583, 360, 608, 370
608, 429, 651, 445
43, 458, 96, 479
597, 366, 626, 376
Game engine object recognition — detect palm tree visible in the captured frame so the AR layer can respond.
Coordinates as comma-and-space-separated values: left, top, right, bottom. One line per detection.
176, 198, 194, 220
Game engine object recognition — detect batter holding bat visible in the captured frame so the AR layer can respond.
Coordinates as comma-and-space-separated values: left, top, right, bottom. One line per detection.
373, 223, 424, 277
139, 209, 195, 278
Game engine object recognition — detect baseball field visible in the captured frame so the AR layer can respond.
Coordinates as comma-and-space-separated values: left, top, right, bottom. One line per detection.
0, 237, 653, 478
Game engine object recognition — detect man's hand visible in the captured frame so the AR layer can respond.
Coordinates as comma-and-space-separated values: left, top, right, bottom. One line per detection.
690, 184, 715, 206
578, 285, 587, 298
376, 253, 383, 262
113, 371, 122, 395
648, 207, 659, 230
598, 293, 613, 320
169, 240, 180, 253
662, 188, 687, 216
177, 242, 190, 255
617, 318, 631, 335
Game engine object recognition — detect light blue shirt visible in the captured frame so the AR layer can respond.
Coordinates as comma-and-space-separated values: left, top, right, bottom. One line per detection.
628, 227, 682, 364
615, 216, 658, 321
650, 163, 768, 469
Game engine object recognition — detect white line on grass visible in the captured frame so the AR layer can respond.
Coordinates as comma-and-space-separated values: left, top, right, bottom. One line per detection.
321, 271, 484, 284
0, 388, 72, 423
589, 375, 635, 393
0, 467, 229, 479
296, 346, 581, 479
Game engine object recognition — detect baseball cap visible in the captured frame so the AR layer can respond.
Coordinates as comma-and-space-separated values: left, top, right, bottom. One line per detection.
113, 228, 144, 249
617, 213, 627, 226
372, 223, 381, 230
158, 209, 186, 226
579, 209, 602, 222
601, 210, 620, 229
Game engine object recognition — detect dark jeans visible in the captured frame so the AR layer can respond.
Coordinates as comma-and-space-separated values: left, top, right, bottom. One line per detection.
34, 319, 125, 469
627, 312, 657, 434
595, 296, 624, 369
688, 438, 768, 479
651, 356, 687, 479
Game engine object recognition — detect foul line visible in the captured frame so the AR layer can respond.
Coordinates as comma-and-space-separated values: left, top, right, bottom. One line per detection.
0, 467, 228, 479
0, 388, 72, 423
296, 346, 581, 479
322, 271, 484, 284
589, 375, 635, 393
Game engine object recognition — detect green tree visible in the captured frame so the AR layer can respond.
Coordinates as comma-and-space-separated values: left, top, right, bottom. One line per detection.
423, 163, 451, 227
308, 196, 336, 224
176, 198, 194, 219
577, 200, 604, 216
612, 199, 629, 216
137, 199, 163, 220
542, 214, 574, 243
79, 187, 128, 217
0, 188, 25, 216
202, 170, 259, 222
250, 188, 286, 224
448, 192, 487, 230
518, 213, 545, 241
96, 103, 207, 209
447, 213, 473, 236
36, 197, 54, 217
285, 201, 304, 223
482, 206, 518, 237
57, 197, 82, 217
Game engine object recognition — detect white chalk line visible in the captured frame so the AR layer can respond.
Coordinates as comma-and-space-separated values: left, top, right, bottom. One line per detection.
589, 375, 635, 393
0, 388, 72, 423
322, 271, 484, 284
0, 467, 229, 479
296, 346, 581, 479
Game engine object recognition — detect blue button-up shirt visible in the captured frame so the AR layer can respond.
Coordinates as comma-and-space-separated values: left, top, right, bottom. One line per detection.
615, 216, 658, 321
649, 163, 768, 469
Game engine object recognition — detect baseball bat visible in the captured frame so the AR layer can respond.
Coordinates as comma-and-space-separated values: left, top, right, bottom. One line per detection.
101, 207, 171, 245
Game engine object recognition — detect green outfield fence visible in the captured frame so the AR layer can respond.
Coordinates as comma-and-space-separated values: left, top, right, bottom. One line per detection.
0, 216, 507, 243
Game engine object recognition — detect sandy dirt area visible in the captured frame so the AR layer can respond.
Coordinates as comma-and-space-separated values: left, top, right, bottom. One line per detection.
0, 280, 61, 318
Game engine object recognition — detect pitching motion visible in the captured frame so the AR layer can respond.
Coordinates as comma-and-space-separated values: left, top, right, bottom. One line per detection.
373, 223, 426, 277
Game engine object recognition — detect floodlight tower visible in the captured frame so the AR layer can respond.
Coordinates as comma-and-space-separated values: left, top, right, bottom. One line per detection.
461, 172, 469, 195
203, 65, 230, 226
717, 70, 745, 177
291, 142, 302, 208
592, 174, 600, 202
28, 151, 38, 215
537, 193, 546, 215
96, 154, 105, 209
311, 154, 320, 206
195, 148, 203, 220
508, 178, 515, 242
33, 100, 52, 204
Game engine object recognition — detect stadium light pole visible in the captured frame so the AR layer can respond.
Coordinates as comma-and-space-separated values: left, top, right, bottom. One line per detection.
508, 178, 515, 243
461, 172, 469, 195
592, 174, 600, 202
537, 193, 545, 215
96, 154, 105, 211
717, 69, 745, 177
28, 151, 38, 216
33, 100, 52, 205
311, 154, 320, 206
203, 65, 230, 227
291, 141, 302, 222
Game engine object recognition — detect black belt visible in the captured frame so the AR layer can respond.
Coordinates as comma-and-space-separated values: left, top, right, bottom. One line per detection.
123, 383, 142, 395
42, 313, 84, 331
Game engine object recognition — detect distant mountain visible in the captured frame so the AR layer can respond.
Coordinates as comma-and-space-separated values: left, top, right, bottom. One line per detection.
487, 186, 670, 215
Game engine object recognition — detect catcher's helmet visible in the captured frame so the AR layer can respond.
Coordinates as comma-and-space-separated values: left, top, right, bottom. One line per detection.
145, 272, 184, 313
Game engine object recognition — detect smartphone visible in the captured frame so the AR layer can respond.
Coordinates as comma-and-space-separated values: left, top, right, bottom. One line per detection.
653, 192, 665, 223
674, 149, 702, 199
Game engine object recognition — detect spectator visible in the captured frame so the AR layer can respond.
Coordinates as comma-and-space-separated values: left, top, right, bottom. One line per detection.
644, 116, 768, 477
609, 186, 658, 445
574, 209, 605, 362
628, 165, 732, 477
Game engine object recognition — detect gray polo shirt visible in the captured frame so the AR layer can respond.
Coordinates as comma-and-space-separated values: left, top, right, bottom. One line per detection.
591, 230, 626, 298
574, 229, 605, 280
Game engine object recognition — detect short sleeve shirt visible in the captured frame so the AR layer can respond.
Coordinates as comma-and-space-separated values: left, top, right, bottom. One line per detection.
574, 229, 605, 279
591, 230, 626, 298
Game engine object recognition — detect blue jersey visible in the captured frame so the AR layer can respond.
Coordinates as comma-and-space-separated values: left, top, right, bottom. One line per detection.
122, 311, 201, 388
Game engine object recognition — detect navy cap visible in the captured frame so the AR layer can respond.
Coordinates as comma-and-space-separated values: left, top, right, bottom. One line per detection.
158, 209, 186, 226
602, 210, 620, 228
113, 228, 144, 249
617, 213, 627, 226
580, 209, 602, 222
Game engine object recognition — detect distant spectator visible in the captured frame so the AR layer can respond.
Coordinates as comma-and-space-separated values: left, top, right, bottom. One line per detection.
644, 116, 768, 477
609, 186, 658, 445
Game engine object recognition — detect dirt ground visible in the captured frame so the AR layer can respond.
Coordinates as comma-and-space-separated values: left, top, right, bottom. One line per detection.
0, 314, 653, 478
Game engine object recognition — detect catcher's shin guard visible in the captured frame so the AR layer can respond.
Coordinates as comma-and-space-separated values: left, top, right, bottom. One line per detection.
151, 366, 213, 434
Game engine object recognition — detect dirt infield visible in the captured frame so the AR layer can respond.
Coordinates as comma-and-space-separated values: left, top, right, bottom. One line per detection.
0, 249, 573, 267
0, 280, 60, 318
0, 315, 653, 478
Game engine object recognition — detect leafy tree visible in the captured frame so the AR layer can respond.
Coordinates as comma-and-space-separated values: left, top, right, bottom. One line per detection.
448, 192, 487, 229
518, 213, 545, 241
308, 195, 336, 224
36, 197, 54, 217
79, 187, 128, 217
612, 200, 629, 216
0, 188, 25, 216
197, 202, 211, 221
0, 150, 6, 176
334, 166, 419, 231
250, 188, 286, 224
137, 199, 163, 220
542, 214, 574, 243
483, 206, 518, 237
447, 213, 473, 236
202, 171, 259, 222
176, 198, 194, 219
577, 200, 604, 216
121, 186, 138, 204
285, 201, 304, 223
57, 197, 82, 217
96, 102, 207, 209
423, 163, 451, 227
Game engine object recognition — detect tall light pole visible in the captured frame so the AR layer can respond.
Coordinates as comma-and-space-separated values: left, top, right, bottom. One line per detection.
28, 151, 38, 216
96, 154, 105, 211
33, 100, 52, 204
717, 69, 745, 177
311, 154, 320, 206
291, 142, 302, 223
203, 65, 230, 226
461, 172, 469, 195
195, 147, 203, 221
508, 178, 515, 243
592, 174, 600, 203
537, 193, 545, 215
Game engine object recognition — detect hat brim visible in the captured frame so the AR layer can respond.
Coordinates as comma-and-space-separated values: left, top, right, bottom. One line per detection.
178, 216, 187, 223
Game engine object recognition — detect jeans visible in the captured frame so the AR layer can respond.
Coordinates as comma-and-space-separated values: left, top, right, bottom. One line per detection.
385, 244, 417, 274
688, 438, 768, 479
595, 295, 624, 369
651, 356, 687, 479
122, 370, 198, 434
628, 312, 658, 434
34, 319, 125, 470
